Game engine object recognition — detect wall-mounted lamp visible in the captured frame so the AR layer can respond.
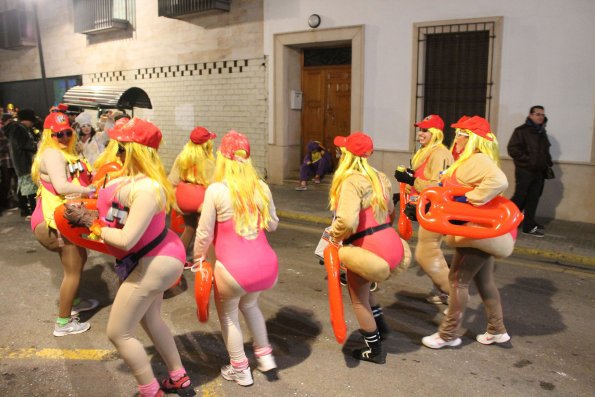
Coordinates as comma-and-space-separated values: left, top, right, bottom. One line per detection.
308, 14, 321, 29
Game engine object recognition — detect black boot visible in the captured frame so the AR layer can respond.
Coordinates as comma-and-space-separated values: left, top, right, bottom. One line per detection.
352, 329, 386, 364
371, 305, 390, 340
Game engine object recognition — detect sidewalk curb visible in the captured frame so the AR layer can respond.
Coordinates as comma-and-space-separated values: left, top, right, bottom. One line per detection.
277, 210, 595, 268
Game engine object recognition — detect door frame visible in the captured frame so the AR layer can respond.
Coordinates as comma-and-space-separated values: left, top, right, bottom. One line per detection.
268, 25, 364, 183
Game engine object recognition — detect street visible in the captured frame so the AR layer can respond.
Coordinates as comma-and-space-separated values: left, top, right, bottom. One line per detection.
0, 209, 594, 397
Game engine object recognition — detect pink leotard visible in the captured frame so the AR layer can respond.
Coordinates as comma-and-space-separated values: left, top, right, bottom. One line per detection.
213, 218, 278, 293
96, 183, 185, 262
351, 207, 404, 270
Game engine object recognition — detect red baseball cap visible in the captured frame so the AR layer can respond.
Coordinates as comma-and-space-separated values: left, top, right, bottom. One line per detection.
451, 115, 471, 129
459, 116, 493, 141
190, 126, 217, 144
334, 132, 374, 158
415, 114, 445, 131
219, 130, 250, 160
44, 112, 72, 133
108, 117, 162, 149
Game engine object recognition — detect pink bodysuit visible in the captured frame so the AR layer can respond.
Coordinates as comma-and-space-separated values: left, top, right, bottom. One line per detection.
96, 183, 185, 262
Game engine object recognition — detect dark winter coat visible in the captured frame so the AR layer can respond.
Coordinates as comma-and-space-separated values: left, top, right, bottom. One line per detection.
4, 122, 37, 177
507, 119, 553, 172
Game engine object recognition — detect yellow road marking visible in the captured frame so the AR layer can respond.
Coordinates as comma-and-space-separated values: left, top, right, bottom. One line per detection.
0, 347, 118, 361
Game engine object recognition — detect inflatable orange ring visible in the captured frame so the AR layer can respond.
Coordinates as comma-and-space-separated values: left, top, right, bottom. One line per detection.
54, 198, 112, 254
193, 260, 213, 323
397, 182, 413, 240
324, 243, 347, 344
417, 186, 523, 238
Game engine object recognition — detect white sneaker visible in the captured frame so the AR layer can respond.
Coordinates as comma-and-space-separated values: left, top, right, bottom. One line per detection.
422, 332, 461, 349
256, 354, 277, 372
476, 332, 511, 345
53, 317, 91, 337
221, 365, 253, 386
71, 298, 99, 316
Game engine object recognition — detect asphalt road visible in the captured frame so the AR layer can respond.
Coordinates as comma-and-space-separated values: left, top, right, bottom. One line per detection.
0, 210, 594, 397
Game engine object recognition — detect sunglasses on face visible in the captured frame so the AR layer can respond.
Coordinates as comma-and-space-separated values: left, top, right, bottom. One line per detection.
117, 144, 126, 154
51, 130, 73, 138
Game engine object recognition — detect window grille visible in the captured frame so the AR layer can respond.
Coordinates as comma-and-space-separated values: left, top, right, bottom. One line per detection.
158, 0, 231, 19
415, 22, 496, 147
73, 0, 134, 35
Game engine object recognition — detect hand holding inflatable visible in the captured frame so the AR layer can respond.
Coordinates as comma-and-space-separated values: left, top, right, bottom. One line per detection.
417, 186, 523, 238
324, 243, 347, 344
54, 198, 112, 254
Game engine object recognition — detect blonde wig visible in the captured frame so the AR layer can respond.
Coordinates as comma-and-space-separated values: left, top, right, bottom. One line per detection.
176, 140, 215, 185
93, 139, 121, 170
329, 150, 388, 222
117, 141, 175, 212
411, 127, 445, 168
212, 150, 272, 235
443, 130, 500, 177
31, 127, 80, 184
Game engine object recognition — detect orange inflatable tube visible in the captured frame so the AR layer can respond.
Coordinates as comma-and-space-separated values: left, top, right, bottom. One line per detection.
417, 186, 523, 239
54, 198, 112, 254
397, 182, 413, 240
324, 243, 347, 344
170, 209, 185, 234
193, 260, 213, 323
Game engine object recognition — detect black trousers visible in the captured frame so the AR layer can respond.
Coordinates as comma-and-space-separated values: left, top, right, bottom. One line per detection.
510, 167, 544, 232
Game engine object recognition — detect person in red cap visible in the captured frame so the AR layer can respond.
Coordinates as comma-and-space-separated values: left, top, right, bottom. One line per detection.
193, 130, 279, 386
328, 132, 408, 364
394, 114, 453, 305
65, 118, 193, 397
168, 126, 217, 268
30, 112, 97, 337
422, 115, 513, 349
450, 115, 471, 161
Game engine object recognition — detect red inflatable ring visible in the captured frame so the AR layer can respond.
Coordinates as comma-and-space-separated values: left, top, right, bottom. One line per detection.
54, 198, 112, 254
417, 186, 523, 239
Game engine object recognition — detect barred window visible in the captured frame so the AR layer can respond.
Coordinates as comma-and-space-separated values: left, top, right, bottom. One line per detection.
413, 19, 501, 147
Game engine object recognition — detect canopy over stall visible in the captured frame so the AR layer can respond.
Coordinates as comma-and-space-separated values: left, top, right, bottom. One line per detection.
62, 86, 152, 115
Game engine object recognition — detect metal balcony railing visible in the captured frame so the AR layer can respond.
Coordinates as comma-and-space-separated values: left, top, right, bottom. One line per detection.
158, 0, 231, 19
73, 0, 133, 35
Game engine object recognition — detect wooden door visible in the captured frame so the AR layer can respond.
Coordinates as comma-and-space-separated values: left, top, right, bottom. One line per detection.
301, 65, 351, 160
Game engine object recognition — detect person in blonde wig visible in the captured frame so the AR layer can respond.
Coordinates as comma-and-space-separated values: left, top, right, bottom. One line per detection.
395, 115, 453, 305
168, 126, 216, 267
329, 132, 406, 364
30, 112, 97, 337
77, 118, 192, 397
422, 116, 513, 349
194, 130, 279, 386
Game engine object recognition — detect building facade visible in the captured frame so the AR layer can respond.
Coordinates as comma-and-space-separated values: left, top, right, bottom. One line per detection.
1, 0, 594, 222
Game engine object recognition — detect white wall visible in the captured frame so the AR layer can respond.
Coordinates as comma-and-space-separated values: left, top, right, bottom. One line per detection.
264, 0, 595, 163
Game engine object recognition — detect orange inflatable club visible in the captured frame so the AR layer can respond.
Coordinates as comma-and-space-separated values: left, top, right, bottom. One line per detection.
323, 243, 347, 344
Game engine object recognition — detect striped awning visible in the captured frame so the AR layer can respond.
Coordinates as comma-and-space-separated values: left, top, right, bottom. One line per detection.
62, 86, 152, 110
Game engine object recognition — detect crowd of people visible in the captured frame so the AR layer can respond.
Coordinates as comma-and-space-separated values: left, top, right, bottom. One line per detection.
0, 101, 553, 396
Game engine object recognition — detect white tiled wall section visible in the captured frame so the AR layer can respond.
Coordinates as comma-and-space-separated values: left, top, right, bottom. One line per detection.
84, 57, 268, 174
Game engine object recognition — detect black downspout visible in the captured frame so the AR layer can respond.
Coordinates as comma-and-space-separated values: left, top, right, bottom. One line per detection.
33, 3, 50, 113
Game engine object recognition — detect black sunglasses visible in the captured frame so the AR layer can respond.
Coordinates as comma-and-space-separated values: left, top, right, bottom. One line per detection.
51, 130, 73, 138
117, 144, 126, 154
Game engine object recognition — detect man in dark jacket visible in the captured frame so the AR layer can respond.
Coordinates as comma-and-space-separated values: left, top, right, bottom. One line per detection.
5, 108, 38, 218
507, 105, 553, 237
